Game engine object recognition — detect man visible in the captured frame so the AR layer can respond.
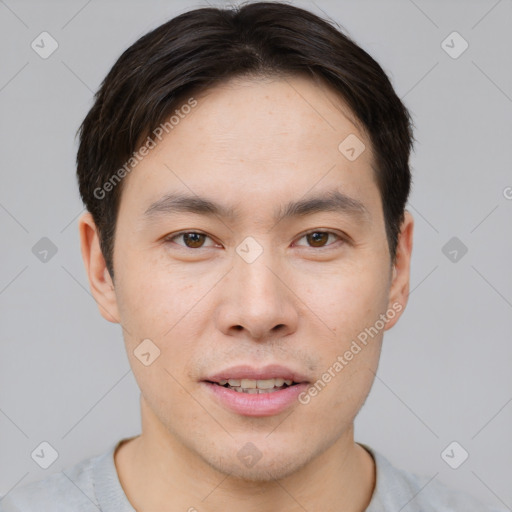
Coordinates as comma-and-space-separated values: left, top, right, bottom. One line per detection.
0, 2, 505, 511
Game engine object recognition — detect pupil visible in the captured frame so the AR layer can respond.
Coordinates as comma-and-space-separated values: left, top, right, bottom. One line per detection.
184, 233, 204, 248
308, 232, 328, 247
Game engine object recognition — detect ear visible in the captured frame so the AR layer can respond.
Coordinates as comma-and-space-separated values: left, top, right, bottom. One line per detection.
384, 210, 414, 330
78, 211, 120, 324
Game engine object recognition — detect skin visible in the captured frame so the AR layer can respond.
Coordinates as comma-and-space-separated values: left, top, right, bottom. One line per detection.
79, 74, 413, 512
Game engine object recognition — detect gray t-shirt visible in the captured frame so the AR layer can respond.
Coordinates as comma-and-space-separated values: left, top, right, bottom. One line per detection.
0, 439, 506, 511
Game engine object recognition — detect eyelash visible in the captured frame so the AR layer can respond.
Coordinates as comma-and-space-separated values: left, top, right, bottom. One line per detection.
164, 230, 346, 251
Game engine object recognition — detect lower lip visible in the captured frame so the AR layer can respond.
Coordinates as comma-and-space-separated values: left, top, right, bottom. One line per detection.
202, 382, 309, 417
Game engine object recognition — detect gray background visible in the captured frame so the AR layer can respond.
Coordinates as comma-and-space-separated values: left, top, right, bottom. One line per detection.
1, 0, 511, 508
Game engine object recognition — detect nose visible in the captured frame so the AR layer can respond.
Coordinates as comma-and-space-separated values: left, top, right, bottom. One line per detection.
214, 250, 299, 341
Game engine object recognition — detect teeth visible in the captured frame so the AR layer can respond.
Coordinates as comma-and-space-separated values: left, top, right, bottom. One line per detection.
216, 377, 296, 393
241, 379, 257, 389
235, 388, 282, 394
256, 379, 276, 389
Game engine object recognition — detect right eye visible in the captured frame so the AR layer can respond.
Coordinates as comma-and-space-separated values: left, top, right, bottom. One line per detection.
164, 231, 219, 249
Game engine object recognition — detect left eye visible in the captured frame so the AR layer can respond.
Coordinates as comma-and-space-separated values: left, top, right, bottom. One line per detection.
294, 231, 342, 249
166, 230, 342, 250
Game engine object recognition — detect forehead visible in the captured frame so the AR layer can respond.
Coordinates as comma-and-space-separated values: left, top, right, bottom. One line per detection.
119, 74, 380, 221
184, 74, 371, 163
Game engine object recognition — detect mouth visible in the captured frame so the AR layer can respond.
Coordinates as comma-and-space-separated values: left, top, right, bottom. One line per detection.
206, 377, 300, 394
201, 365, 310, 416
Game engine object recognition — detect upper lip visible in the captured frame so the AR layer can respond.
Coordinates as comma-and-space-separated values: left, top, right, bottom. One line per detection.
204, 364, 310, 383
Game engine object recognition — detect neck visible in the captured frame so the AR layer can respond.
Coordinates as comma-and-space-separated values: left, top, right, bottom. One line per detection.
115, 403, 375, 512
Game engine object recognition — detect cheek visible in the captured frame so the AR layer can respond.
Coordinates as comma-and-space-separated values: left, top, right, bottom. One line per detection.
298, 256, 390, 337
116, 271, 201, 415
313, 345, 382, 424
296, 255, 388, 396
115, 249, 207, 341
298, 312, 384, 427
114, 256, 214, 400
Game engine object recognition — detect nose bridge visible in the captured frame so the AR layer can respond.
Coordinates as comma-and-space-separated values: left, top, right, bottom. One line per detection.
218, 240, 298, 339
237, 247, 281, 304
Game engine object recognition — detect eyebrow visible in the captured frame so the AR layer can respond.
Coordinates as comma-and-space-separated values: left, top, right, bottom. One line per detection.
142, 189, 370, 225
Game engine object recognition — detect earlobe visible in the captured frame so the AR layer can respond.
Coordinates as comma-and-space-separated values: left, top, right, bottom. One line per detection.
78, 211, 120, 324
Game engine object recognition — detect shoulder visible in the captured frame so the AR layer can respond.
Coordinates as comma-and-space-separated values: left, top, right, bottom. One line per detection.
363, 444, 507, 512
0, 442, 119, 512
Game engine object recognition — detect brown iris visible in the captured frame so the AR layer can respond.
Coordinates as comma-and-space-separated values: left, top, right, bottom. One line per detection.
183, 232, 206, 248
306, 232, 329, 247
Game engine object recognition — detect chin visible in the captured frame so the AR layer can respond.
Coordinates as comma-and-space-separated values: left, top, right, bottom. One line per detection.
199, 442, 318, 483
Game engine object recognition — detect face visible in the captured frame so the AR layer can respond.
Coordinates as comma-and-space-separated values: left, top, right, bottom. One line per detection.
80, 74, 413, 482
